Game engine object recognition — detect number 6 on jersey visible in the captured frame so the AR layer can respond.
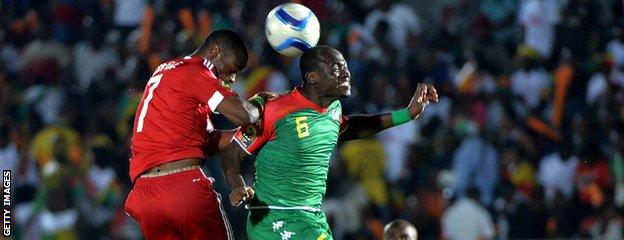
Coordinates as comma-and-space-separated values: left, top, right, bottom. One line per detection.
295, 116, 309, 138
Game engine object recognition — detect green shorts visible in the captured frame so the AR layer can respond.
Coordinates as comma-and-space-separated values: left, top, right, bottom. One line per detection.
247, 208, 333, 240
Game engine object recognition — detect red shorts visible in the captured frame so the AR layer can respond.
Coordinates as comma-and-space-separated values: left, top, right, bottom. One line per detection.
124, 168, 233, 240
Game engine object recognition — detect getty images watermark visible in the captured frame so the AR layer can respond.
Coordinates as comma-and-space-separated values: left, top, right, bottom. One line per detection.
2, 170, 11, 237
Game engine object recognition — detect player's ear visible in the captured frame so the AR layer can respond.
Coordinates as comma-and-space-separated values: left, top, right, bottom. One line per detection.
208, 45, 220, 60
306, 72, 318, 85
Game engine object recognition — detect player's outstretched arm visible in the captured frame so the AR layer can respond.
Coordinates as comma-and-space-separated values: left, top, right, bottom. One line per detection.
219, 141, 254, 206
339, 83, 438, 142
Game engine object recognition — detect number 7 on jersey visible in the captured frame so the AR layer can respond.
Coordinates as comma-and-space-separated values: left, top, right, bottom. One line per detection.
136, 74, 163, 133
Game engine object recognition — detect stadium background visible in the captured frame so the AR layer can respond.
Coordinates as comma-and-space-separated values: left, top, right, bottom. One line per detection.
1, 0, 623, 239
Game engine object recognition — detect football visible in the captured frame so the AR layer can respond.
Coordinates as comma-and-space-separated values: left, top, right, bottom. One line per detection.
265, 3, 321, 57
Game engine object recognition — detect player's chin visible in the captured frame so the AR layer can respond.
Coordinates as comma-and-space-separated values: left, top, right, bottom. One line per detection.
339, 88, 351, 98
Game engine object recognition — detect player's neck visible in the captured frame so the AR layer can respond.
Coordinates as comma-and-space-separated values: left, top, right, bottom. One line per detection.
300, 85, 334, 108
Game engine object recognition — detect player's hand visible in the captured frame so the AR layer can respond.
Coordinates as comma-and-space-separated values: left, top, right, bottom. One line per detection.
407, 83, 439, 118
229, 186, 255, 206
248, 91, 279, 113
251, 91, 280, 102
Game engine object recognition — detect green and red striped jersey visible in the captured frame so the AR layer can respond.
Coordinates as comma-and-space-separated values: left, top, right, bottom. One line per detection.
233, 88, 347, 209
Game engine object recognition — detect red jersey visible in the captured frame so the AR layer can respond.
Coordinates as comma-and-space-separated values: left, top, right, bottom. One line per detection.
129, 56, 236, 182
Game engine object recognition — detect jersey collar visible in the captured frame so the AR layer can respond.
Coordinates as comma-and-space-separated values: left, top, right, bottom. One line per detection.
292, 87, 328, 113
184, 56, 217, 76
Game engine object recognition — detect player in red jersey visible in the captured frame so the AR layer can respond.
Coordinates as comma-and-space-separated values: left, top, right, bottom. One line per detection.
124, 30, 267, 240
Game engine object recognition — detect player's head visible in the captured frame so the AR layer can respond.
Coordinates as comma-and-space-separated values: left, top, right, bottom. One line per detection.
195, 29, 248, 83
300, 45, 351, 99
383, 219, 418, 240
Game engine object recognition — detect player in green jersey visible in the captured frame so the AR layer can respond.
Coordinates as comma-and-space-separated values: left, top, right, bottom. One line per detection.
220, 45, 438, 240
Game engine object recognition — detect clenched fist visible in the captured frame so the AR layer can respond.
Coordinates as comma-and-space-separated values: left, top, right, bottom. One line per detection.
229, 186, 255, 206
407, 83, 439, 118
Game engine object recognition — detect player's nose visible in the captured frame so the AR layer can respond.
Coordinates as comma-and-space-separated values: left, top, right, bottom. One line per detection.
340, 69, 351, 80
339, 72, 350, 81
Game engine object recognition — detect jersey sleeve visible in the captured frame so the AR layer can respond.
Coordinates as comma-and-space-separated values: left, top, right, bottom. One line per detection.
232, 121, 271, 155
339, 115, 349, 134
186, 71, 237, 112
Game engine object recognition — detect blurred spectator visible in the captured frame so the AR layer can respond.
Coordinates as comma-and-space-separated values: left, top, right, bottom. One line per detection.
557, 0, 607, 60
340, 137, 390, 221
22, 23, 71, 70
364, 0, 421, 51
588, 203, 623, 239
22, 82, 67, 126
537, 143, 579, 203
0, 124, 19, 174
378, 120, 417, 183
575, 155, 613, 207
324, 182, 370, 240
586, 56, 612, 105
479, 0, 516, 45
607, 27, 624, 68
501, 146, 536, 198
442, 187, 495, 240
76, 144, 124, 239
113, 0, 146, 40
451, 131, 499, 206
38, 135, 81, 239
518, 0, 561, 59
73, 29, 120, 91
29, 124, 83, 172
510, 46, 552, 110
493, 183, 534, 239
50, 0, 86, 44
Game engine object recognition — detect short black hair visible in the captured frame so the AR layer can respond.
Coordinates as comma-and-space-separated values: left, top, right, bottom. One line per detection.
299, 45, 333, 83
384, 219, 417, 240
198, 29, 248, 70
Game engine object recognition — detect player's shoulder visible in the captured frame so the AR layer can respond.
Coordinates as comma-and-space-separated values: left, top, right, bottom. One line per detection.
265, 90, 294, 106
158, 56, 211, 74
264, 91, 301, 114
260, 91, 302, 125
329, 100, 342, 109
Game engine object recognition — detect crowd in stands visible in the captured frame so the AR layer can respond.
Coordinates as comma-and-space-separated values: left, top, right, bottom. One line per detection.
1, 0, 623, 239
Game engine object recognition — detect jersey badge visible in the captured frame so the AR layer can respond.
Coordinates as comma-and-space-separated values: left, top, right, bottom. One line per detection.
234, 125, 259, 149
331, 109, 341, 122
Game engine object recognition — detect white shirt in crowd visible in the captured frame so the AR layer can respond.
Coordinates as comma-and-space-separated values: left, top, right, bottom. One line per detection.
114, 0, 146, 27
442, 198, 495, 240
378, 121, 416, 183
364, 3, 421, 50
586, 73, 608, 105
73, 42, 120, 90
0, 143, 19, 174
23, 85, 65, 125
608, 39, 624, 68
518, 0, 561, 58
511, 69, 551, 109
538, 152, 579, 202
